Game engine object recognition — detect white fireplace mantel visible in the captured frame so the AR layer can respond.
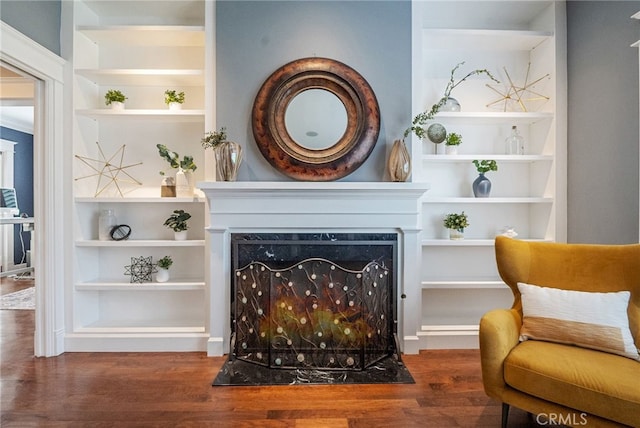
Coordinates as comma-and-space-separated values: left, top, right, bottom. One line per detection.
198, 181, 430, 356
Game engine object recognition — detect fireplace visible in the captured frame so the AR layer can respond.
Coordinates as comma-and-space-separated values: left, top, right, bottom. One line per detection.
198, 181, 430, 362
231, 233, 397, 371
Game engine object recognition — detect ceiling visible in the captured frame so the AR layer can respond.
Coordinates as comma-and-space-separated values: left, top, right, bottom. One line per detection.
0, 65, 35, 134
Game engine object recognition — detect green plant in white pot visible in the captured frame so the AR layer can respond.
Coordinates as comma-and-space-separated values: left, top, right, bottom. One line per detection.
105, 89, 127, 110
157, 144, 197, 197
164, 90, 185, 111
444, 211, 469, 240
164, 209, 191, 240
445, 132, 462, 154
156, 255, 173, 282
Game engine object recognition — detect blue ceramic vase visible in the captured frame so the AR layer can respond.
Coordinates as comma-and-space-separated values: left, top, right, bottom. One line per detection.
472, 173, 491, 197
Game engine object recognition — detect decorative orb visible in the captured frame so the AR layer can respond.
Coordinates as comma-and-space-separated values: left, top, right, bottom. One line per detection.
426, 123, 447, 144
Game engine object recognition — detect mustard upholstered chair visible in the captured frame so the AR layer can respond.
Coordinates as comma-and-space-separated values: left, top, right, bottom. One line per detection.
480, 236, 640, 427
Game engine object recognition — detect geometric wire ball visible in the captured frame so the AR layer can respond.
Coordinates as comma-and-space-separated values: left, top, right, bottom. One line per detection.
233, 258, 392, 371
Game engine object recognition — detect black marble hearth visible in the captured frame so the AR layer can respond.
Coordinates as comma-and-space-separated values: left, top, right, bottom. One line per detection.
213, 354, 414, 386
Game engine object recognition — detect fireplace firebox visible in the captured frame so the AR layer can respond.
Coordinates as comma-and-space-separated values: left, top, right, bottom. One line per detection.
230, 233, 400, 372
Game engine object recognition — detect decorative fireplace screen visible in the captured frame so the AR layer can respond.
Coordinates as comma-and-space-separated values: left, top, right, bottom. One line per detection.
231, 233, 397, 371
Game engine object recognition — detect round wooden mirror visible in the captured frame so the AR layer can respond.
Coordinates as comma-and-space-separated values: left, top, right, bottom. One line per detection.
252, 57, 380, 181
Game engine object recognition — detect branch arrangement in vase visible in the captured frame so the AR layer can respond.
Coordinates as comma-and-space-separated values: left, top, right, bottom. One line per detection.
156, 144, 197, 173
473, 159, 498, 174
402, 62, 499, 141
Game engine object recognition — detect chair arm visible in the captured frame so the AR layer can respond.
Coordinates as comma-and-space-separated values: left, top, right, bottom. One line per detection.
479, 308, 522, 400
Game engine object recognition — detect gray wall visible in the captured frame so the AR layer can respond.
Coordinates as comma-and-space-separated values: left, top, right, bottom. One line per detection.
3, 0, 638, 242
216, 0, 412, 181
567, 1, 639, 244
0, 0, 61, 55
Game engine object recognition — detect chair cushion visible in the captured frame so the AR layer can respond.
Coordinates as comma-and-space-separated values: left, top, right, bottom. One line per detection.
518, 282, 639, 360
505, 341, 640, 427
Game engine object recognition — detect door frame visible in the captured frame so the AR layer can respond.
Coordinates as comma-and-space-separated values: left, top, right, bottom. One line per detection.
1, 22, 67, 356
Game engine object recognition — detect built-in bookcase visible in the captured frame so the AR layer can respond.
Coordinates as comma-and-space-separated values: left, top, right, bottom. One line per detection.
411, 0, 567, 348
67, 0, 211, 352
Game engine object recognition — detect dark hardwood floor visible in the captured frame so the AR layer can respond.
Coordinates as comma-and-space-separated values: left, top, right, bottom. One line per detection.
1, 276, 542, 427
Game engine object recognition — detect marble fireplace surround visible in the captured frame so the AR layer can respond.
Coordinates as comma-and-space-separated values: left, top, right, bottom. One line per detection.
198, 182, 430, 357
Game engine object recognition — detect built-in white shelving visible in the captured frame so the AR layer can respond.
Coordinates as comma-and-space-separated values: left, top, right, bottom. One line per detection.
412, 0, 566, 349
75, 239, 205, 247
75, 109, 205, 121
77, 25, 205, 46
68, 0, 209, 352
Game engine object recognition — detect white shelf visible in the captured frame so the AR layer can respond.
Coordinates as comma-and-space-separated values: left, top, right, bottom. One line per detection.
75, 69, 204, 86
423, 29, 553, 51
422, 280, 505, 289
76, 281, 205, 290
77, 25, 205, 46
428, 112, 553, 124
76, 109, 205, 122
422, 154, 552, 162
423, 197, 553, 204
76, 323, 205, 334
75, 197, 204, 203
422, 239, 496, 247
75, 239, 204, 247
422, 238, 550, 247
420, 324, 479, 333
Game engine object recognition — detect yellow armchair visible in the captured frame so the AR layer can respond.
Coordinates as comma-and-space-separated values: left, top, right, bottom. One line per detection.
480, 236, 640, 427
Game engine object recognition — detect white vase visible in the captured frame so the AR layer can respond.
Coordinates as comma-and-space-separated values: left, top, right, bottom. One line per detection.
445, 145, 458, 155
175, 168, 194, 197
110, 101, 124, 111
168, 102, 182, 111
174, 230, 188, 241
449, 228, 464, 240
156, 268, 170, 283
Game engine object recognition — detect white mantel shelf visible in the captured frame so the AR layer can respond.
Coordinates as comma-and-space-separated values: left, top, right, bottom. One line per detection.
197, 181, 430, 194
198, 180, 430, 356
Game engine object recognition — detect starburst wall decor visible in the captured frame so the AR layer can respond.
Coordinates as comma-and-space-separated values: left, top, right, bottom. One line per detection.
75, 142, 143, 197
486, 63, 550, 112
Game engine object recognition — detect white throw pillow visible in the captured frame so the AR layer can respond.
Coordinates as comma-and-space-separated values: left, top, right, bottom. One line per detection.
518, 282, 639, 360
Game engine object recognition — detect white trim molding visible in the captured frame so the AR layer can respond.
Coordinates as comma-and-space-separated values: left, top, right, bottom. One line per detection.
1, 22, 67, 357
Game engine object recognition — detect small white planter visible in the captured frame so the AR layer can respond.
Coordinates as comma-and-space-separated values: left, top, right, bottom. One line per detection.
110, 101, 125, 111
445, 145, 458, 155
156, 268, 170, 283
174, 230, 188, 241
168, 102, 182, 111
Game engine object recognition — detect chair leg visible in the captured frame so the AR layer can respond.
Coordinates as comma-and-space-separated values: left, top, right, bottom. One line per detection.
501, 403, 510, 428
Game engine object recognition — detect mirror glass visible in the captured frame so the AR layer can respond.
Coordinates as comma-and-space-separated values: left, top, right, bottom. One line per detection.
284, 89, 348, 150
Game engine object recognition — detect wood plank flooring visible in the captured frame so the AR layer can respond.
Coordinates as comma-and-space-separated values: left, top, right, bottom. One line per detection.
1, 277, 542, 427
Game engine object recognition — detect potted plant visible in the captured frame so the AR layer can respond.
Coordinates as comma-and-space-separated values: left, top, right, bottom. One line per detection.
472, 159, 498, 197
105, 89, 127, 110
156, 256, 173, 282
201, 127, 243, 181
403, 62, 499, 142
445, 132, 462, 155
163, 209, 191, 240
164, 90, 185, 111
157, 144, 197, 197
444, 211, 470, 240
